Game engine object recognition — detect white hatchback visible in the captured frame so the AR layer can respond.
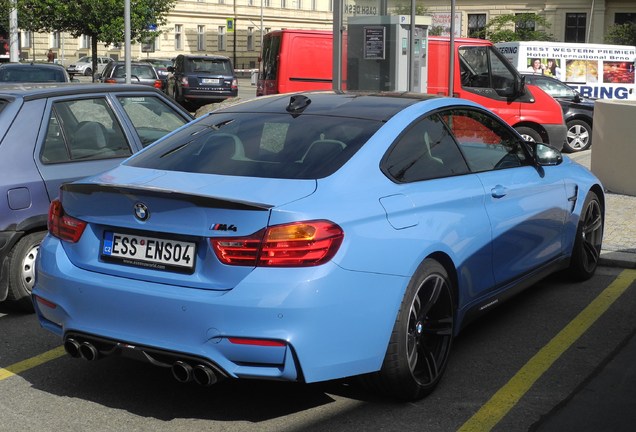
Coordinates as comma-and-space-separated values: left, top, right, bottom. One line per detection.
66, 56, 113, 76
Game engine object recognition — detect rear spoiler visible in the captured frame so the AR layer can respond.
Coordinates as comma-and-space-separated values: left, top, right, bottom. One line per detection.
61, 183, 273, 211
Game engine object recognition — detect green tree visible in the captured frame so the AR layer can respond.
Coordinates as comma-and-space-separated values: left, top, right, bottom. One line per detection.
481, 13, 554, 43
604, 22, 636, 46
0, 0, 176, 77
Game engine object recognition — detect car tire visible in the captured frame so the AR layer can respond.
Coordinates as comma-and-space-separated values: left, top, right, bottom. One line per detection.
361, 258, 455, 401
515, 126, 542, 143
563, 119, 592, 153
7, 231, 46, 312
567, 191, 603, 281
84, 68, 92, 76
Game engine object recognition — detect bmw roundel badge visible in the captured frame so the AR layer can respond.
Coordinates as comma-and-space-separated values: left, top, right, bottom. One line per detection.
134, 202, 150, 221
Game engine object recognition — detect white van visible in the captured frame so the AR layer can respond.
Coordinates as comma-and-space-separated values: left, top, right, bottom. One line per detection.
496, 41, 636, 100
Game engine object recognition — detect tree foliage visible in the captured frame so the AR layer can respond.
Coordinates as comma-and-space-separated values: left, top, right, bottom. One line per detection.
0, 0, 175, 77
481, 13, 554, 43
604, 22, 636, 46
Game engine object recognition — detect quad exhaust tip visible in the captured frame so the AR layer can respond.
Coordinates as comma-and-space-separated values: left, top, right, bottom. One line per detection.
63, 338, 100, 361
65, 337, 219, 386
172, 361, 218, 386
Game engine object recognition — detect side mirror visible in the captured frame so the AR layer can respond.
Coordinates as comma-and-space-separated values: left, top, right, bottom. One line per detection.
532, 142, 563, 166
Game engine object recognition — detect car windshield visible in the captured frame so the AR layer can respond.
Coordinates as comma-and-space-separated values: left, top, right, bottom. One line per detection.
127, 112, 382, 179
185, 58, 232, 74
77, 56, 90, 63
529, 76, 578, 98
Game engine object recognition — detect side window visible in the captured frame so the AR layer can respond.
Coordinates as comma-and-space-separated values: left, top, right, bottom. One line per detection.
41, 110, 70, 163
117, 95, 189, 147
384, 114, 470, 182
441, 109, 529, 172
41, 97, 132, 163
459, 46, 517, 97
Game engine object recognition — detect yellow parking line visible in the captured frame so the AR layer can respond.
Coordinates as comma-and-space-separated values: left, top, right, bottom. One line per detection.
459, 269, 636, 432
0, 346, 66, 381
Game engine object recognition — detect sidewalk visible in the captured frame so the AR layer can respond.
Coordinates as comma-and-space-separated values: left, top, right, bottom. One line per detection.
568, 151, 636, 269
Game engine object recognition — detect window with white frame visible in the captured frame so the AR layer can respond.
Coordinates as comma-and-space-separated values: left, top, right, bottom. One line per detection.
297, 0, 302, 9
264, 0, 270, 6
247, 27, 254, 51
21, 31, 32, 48
311, 0, 316, 11
51, 32, 61, 49
281, 0, 286, 8
218, 26, 226, 51
219, 0, 225, 4
197, 25, 206, 51
80, 34, 91, 49
175, 24, 183, 50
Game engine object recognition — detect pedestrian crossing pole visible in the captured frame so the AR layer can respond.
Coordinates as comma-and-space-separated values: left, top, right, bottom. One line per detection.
227, 17, 236, 68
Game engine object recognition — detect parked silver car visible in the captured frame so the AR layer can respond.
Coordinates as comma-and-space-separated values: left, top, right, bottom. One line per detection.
66, 56, 113, 76
97, 61, 163, 89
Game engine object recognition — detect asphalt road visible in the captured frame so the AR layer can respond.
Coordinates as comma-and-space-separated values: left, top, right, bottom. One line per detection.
2, 267, 635, 431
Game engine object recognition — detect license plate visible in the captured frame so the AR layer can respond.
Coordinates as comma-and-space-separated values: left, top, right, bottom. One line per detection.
201, 78, 221, 85
102, 231, 196, 273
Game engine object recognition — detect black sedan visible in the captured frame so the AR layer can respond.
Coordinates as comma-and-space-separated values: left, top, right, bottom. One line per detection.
522, 73, 595, 153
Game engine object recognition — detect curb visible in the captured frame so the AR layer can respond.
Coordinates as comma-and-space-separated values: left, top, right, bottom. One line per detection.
599, 250, 636, 269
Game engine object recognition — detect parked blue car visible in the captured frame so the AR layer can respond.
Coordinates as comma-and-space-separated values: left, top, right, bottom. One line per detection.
33, 92, 604, 401
0, 84, 193, 311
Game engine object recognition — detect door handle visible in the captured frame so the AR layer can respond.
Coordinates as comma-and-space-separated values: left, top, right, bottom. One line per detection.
491, 185, 507, 198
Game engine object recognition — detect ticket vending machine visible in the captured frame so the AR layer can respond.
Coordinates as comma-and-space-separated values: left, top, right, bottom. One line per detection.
346, 15, 431, 92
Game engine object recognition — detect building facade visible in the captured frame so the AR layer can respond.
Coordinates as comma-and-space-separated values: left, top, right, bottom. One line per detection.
16, 0, 636, 69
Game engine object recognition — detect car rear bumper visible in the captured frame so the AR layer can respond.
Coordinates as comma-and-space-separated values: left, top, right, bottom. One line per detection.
182, 88, 238, 102
33, 235, 406, 383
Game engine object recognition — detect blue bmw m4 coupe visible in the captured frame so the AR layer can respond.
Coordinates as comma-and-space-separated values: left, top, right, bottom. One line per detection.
33, 91, 604, 401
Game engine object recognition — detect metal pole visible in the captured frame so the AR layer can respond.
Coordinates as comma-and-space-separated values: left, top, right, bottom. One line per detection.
332, 0, 342, 91
125, 0, 131, 83
260, 0, 264, 45
448, 0, 455, 96
586, 0, 595, 43
408, 0, 416, 91
9, 0, 19, 62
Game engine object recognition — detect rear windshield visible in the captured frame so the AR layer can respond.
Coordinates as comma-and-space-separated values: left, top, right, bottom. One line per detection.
0, 67, 66, 83
185, 58, 233, 75
127, 112, 382, 179
114, 64, 156, 79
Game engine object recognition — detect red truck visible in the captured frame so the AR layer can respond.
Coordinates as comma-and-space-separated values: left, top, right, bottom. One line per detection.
257, 30, 566, 149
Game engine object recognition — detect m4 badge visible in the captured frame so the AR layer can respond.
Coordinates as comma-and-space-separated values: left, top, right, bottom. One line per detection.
211, 223, 238, 232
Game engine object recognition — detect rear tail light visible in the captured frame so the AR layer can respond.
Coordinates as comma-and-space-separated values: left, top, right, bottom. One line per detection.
153, 80, 162, 89
211, 220, 343, 267
104, 78, 117, 84
231, 78, 238, 90
181, 76, 189, 87
48, 199, 86, 243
